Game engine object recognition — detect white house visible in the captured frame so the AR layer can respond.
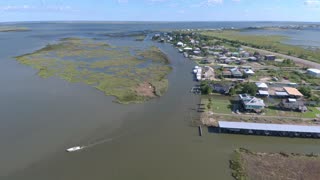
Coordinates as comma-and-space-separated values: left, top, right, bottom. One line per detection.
244, 69, 255, 76
177, 42, 184, 46
184, 47, 193, 51
307, 69, 320, 78
255, 82, 268, 89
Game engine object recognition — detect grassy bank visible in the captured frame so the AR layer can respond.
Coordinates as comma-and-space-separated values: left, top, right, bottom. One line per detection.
0, 26, 30, 32
15, 37, 172, 104
199, 30, 320, 63
231, 148, 320, 180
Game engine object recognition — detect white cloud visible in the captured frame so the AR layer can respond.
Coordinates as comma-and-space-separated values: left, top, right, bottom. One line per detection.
0, 5, 35, 11
304, 0, 320, 7
118, 0, 128, 3
148, 0, 168, 2
206, 0, 224, 5
191, 0, 223, 7
0, 5, 74, 12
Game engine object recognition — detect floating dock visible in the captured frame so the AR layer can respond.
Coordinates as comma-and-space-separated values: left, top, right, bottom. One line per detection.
218, 121, 320, 138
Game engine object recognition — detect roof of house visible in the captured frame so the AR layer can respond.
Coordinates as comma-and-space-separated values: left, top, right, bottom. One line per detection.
244, 69, 255, 74
218, 121, 320, 133
288, 98, 297, 102
240, 94, 265, 107
258, 90, 269, 96
308, 69, 320, 74
249, 57, 257, 60
275, 92, 288, 96
283, 87, 303, 97
256, 82, 268, 89
230, 68, 243, 75
245, 97, 265, 107
223, 70, 232, 75
239, 94, 250, 99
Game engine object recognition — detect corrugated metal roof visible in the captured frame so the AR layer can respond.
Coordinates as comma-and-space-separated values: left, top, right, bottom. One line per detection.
275, 92, 288, 96
308, 69, 320, 74
218, 121, 320, 133
258, 90, 269, 95
256, 82, 268, 88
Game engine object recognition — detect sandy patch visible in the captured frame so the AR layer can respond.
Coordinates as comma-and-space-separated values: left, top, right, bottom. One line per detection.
135, 82, 156, 98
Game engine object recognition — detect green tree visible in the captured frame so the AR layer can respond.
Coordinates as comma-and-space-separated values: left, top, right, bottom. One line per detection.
207, 98, 212, 109
229, 87, 236, 96
298, 86, 312, 98
200, 81, 213, 95
241, 83, 258, 96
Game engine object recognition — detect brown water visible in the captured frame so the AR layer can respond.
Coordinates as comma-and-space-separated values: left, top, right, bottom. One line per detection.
1, 22, 320, 180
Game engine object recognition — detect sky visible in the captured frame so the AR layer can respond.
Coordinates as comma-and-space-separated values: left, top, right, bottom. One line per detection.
0, 0, 319, 22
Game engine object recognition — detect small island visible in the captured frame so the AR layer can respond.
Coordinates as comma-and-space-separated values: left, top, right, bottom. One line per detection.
230, 148, 320, 180
0, 26, 30, 32
15, 37, 172, 104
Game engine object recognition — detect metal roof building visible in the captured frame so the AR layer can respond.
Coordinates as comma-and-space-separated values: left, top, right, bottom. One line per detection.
218, 121, 320, 133
283, 87, 303, 97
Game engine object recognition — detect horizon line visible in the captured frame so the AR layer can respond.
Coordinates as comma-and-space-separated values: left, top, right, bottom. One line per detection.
1, 20, 320, 24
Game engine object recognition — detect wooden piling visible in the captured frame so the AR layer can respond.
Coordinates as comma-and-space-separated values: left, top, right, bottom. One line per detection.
199, 125, 203, 136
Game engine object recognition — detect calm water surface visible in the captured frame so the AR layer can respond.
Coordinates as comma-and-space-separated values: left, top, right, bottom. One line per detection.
1, 22, 320, 180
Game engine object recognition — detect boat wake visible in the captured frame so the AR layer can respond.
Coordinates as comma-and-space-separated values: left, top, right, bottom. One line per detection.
66, 133, 127, 152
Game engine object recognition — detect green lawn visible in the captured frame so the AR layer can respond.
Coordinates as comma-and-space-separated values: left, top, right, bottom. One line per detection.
202, 96, 233, 114
265, 106, 320, 118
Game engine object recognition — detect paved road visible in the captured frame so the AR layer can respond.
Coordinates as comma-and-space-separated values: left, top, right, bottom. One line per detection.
243, 46, 320, 69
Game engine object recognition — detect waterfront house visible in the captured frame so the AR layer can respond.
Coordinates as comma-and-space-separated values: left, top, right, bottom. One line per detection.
225, 59, 234, 64
258, 90, 269, 96
275, 91, 289, 98
193, 50, 201, 55
222, 70, 232, 78
244, 69, 255, 76
184, 47, 193, 51
265, 55, 276, 61
177, 42, 184, 46
219, 56, 228, 62
212, 83, 234, 94
232, 52, 240, 57
307, 68, 320, 78
279, 98, 307, 112
241, 51, 250, 58
255, 82, 268, 90
248, 56, 257, 61
230, 68, 243, 78
239, 94, 265, 112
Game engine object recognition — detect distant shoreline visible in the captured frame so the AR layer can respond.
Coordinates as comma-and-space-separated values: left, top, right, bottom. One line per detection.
0, 20, 320, 24
0, 26, 30, 32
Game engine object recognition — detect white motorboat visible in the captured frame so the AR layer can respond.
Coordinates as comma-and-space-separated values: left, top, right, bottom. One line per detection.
197, 75, 202, 81
66, 146, 84, 152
